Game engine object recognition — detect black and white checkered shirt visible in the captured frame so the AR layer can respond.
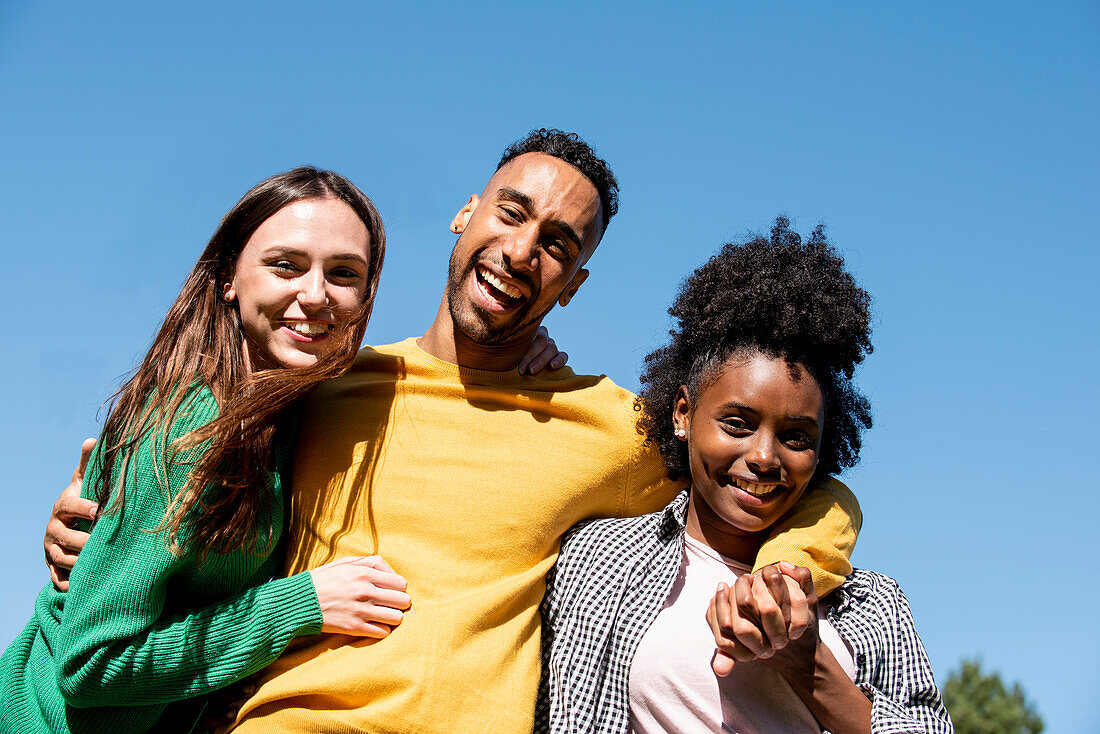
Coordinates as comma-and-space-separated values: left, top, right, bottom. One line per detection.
536, 491, 953, 733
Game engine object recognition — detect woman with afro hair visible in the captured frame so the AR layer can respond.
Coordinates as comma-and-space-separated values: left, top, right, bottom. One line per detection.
537, 218, 953, 733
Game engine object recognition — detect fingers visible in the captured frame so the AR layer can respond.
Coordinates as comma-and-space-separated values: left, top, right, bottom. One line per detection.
753, 570, 789, 652
761, 563, 792, 625
49, 565, 70, 593
330, 557, 410, 596
732, 574, 772, 658
74, 438, 96, 482
518, 326, 568, 374
517, 326, 550, 375
45, 531, 81, 571
364, 585, 412, 611
355, 621, 393, 639
311, 555, 412, 637
45, 487, 95, 591
346, 556, 409, 594
45, 529, 81, 590
707, 565, 823, 675
777, 562, 817, 640
53, 493, 99, 523
706, 581, 765, 672
48, 515, 92, 552
779, 561, 818, 605
360, 603, 405, 626
711, 649, 736, 677
362, 555, 396, 574
548, 350, 567, 370
528, 346, 567, 375
707, 589, 738, 675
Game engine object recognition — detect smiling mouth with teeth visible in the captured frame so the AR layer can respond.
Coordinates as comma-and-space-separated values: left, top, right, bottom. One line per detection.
284, 321, 333, 337
476, 265, 524, 303
729, 476, 784, 498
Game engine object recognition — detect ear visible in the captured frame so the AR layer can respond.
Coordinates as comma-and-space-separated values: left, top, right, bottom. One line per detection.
450, 194, 479, 234
223, 281, 237, 303
557, 268, 590, 307
672, 385, 691, 440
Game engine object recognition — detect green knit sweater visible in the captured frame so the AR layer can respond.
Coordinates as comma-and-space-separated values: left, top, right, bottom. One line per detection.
0, 387, 323, 733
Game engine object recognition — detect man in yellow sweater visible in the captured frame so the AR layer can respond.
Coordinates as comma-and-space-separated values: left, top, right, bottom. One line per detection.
228, 129, 861, 733
46, 129, 860, 732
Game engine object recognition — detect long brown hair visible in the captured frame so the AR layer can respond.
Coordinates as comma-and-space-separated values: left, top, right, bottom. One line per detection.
91, 167, 385, 560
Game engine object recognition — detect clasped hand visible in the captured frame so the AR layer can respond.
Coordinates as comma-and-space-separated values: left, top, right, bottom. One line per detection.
705, 561, 820, 677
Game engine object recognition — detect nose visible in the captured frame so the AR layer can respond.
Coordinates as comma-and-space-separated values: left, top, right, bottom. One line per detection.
297, 269, 329, 311
744, 431, 781, 476
501, 227, 539, 273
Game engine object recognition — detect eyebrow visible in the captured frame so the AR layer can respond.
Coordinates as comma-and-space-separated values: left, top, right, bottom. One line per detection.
495, 187, 584, 253
720, 402, 820, 427
263, 246, 369, 267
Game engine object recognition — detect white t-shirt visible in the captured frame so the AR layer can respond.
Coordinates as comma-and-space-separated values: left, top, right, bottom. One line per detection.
628, 534, 856, 733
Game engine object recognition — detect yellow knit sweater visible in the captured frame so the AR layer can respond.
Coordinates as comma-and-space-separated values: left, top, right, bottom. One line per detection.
232, 339, 860, 734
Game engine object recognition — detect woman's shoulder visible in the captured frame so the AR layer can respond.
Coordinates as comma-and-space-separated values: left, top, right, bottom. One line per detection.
832, 568, 911, 622
845, 567, 901, 592
170, 384, 219, 432
92, 384, 219, 512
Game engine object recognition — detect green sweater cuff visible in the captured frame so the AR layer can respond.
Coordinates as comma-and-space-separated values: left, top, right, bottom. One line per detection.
268, 571, 324, 637
59, 571, 324, 708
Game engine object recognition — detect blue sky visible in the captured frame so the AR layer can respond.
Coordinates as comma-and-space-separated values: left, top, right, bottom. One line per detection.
2, 2, 1097, 730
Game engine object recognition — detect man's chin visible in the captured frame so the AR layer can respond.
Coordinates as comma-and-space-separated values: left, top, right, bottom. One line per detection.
449, 302, 531, 347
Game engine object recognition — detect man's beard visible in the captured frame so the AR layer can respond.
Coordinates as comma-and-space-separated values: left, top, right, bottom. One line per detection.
445, 249, 548, 347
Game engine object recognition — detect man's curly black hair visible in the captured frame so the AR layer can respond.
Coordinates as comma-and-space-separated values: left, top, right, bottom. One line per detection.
638, 217, 873, 482
497, 128, 619, 235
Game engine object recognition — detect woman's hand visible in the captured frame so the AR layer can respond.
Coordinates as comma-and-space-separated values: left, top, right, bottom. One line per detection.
44, 438, 98, 591
308, 555, 411, 638
518, 325, 568, 375
705, 561, 816, 675
708, 562, 871, 733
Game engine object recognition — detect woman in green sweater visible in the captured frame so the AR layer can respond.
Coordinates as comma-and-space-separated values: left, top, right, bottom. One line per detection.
0, 167, 409, 733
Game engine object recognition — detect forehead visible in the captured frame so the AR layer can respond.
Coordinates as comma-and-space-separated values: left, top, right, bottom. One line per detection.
483, 153, 603, 248
702, 354, 824, 416
246, 198, 371, 254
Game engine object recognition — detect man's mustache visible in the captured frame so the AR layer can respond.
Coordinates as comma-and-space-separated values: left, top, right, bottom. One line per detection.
473, 255, 537, 298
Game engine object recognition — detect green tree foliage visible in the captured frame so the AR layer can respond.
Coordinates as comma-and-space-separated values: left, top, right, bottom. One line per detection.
942, 658, 1043, 734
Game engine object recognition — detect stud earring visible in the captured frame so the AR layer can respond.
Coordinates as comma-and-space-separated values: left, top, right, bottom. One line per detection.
675, 428, 687, 439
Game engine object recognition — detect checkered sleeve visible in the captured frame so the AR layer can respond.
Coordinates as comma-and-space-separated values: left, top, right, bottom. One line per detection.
534, 557, 557, 734
837, 571, 954, 734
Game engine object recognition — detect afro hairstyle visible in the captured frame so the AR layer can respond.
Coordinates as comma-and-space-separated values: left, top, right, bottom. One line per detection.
638, 216, 873, 482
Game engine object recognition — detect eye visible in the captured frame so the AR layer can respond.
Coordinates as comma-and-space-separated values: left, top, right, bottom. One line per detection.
328, 266, 363, 281
781, 429, 815, 450
545, 238, 569, 260
720, 416, 752, 434
500, 206, 522, 223
271, 259, 301, 274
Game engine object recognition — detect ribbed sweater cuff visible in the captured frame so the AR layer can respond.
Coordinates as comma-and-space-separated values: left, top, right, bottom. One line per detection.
268, 572, 324, 637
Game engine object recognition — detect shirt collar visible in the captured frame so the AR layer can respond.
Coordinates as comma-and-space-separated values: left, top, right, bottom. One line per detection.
658, 489, 691, 541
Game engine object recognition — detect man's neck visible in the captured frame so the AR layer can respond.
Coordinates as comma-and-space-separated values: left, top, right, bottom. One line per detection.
418, 298, 534, 372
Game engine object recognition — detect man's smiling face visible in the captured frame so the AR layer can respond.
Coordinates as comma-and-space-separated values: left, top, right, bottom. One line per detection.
444, 153, 604, 348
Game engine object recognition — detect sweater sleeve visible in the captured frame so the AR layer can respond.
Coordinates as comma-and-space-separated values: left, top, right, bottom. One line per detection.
753, 477, 862, 596
55, 390, 323, 708
623, 440, 685, 518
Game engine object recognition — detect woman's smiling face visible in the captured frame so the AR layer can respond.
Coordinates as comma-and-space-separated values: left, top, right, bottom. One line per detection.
225, 197, 372, 372
675, 351, 825, 561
